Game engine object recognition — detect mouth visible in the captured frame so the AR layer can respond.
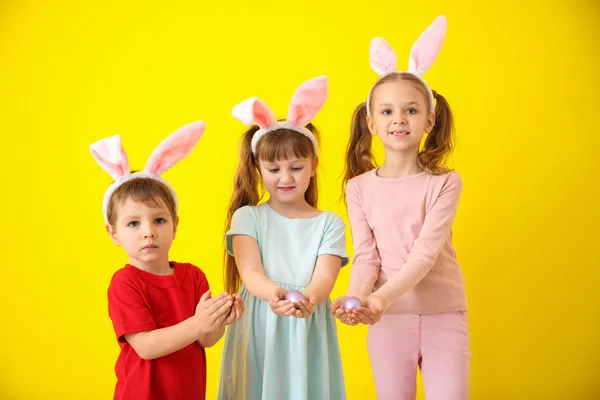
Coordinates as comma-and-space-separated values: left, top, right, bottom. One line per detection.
389, 130, 410, 137
142, 244, 158, 250
278, 186, 295, 192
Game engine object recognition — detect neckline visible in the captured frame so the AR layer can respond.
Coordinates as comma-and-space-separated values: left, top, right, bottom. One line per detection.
125, 262, 184, 287
372, 168, 428, 182
263, 202, 325, 221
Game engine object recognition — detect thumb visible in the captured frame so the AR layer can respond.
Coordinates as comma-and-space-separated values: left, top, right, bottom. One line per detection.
199, 290, 211, 303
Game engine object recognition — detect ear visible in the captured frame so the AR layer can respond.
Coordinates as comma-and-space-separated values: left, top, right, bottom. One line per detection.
311, 156, 318, 177
408, 15, 447, 76
90, 135, 130, 181
232, 97, 277, 129
425, 112, 436, 133
173, 216, 179, 239
370, 37, 398, 75
287, 76, 328, 127
144, 121, 205, 175
366, 115, 378, 136
105, 224, 121, 246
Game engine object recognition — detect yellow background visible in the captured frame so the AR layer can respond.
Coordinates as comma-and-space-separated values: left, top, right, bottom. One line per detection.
1, 0, 599, 399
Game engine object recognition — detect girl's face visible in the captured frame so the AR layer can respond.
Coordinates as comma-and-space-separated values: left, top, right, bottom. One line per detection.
258, 156, 317, 206
367, 79, 435, 153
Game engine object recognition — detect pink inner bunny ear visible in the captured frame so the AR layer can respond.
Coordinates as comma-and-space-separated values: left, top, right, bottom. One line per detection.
252, 99, 277, 129
286, 76, 328, 127
409, 15, 447, 75
370, 38, 398, 75
144, 121, 206, 175
90, 135, 130, 180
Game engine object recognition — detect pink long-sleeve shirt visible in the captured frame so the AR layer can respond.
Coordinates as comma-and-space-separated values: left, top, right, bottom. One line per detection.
345, 169, 467, 315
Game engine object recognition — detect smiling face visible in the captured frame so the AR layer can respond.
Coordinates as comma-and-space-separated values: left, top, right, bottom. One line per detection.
367, 73, 435, 154
254, 127, 319, 207
258, 156, 317, 205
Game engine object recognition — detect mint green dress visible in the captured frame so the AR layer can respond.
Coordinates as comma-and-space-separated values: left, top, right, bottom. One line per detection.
217, 203, 348, 400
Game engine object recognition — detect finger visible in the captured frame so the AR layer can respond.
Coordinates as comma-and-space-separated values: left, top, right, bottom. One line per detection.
271, 300, 292, 313
208, 296, 233, 316
353, 309, 375, 325
204, 292, 226, 307
270, 293, 283, 303
275, 302, 296, 316
199, 290, 212, 303
232, 302, 242, 321
295, 300, 311, 316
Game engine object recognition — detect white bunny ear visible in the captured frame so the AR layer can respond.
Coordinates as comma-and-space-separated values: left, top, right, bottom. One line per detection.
409, 15, 447, 76
90, 135, 130, 180
144, 121, 206, 175
232, 97, 277, 129
370, 37, 398, 75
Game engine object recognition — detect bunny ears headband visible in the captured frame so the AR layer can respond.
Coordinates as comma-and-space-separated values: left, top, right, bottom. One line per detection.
366, 15, 447, 116
90, 121, 206, 223
231, 75, 328, 156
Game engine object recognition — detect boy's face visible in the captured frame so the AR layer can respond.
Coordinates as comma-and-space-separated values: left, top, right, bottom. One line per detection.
106, 197, 178, 272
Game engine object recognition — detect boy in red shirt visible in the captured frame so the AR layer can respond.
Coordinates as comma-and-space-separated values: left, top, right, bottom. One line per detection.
90, 122, 244, 399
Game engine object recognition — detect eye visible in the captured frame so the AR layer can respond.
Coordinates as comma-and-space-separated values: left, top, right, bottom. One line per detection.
268, 168, 280, 173
381, 109, 392, 115
291, 167, 303, 172
127, 221, 140, 228
406, 108, 417, 114
155, 218, 166, 224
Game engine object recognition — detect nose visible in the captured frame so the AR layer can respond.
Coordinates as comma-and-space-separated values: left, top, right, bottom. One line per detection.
281, 170, 293, 183
392, 112, 407, 125
143, 223, 156, 239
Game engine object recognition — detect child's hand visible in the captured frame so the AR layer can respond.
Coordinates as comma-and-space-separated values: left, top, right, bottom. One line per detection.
269, 287, 297, 317
351, 295, 385, 325
222, 293, 245, 325
292, 293, 316, 318
194, 290, 233, 333
330, 297, 359, 326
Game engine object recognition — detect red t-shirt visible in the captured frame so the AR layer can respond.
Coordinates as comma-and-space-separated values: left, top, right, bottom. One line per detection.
107, 262, 209, 400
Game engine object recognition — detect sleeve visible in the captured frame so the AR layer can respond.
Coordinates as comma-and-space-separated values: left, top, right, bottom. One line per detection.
107, 275, 156, 342
376, 171, 463, 305
225, 206, 258, 256
345, 178, 382, 298
195, 268, 210, 303
317, 213, 349, 267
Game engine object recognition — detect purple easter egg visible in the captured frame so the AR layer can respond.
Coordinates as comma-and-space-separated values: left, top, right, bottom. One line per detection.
343, 296, 363, 310
284, 290, 305, 308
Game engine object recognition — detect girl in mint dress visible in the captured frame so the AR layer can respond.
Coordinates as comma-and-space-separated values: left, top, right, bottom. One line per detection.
218, 76, 348, 400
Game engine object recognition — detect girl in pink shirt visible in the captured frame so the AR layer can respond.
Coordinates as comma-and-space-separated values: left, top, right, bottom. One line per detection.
331, 16, 470, 400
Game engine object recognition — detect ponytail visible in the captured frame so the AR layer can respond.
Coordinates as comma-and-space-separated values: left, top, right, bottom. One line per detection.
224, 126, 262, 294
418, 91, 455, 175
341, 102, 376, 201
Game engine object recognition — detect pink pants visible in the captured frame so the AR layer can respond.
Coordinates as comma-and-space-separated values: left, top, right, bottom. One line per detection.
367, 312, 470, 400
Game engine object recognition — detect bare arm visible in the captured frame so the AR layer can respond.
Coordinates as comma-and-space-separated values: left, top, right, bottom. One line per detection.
232, 235, 281, 302
304, 254, 342, 304
125, 292, 233, 360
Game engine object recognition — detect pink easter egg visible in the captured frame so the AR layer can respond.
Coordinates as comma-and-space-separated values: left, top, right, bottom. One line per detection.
343, 296, 363, 310
284, 290, 305, 308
